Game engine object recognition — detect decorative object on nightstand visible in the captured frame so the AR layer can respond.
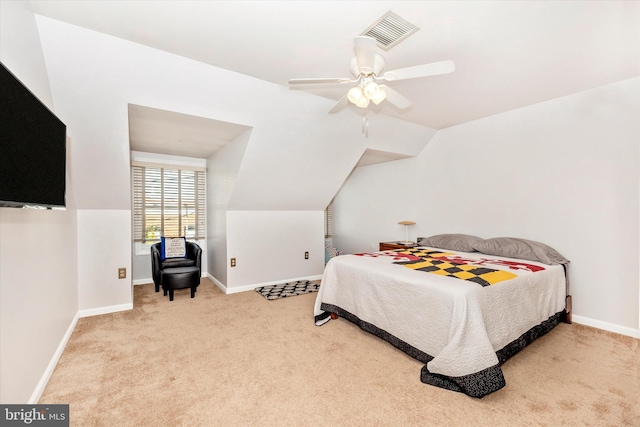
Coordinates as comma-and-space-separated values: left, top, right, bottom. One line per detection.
398, 220, 416, 244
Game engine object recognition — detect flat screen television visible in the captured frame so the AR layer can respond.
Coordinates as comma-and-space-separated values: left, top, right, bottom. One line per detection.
0, 61, 67, 209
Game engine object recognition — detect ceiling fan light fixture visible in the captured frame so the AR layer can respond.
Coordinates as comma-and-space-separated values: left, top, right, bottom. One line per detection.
289, 34, 454, 118
370, 87, 387, 105
363, 81, 379, 98
355, 96, 370, 108
347, 86, 364, 104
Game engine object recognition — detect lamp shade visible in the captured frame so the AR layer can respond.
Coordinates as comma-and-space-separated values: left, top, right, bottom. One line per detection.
363, 81, 379, 98
355, 96, 370, 108
370, 86, 387, 105
347, 86, 363, 104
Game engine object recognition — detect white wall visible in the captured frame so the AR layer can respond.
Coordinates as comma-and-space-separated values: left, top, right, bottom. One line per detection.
76, 210, 132, 313
0, 0, 53, 108
334, 78, 640, 336
207, 129, 252, 286
225, 211, 325, 292
0, 1, 79, 403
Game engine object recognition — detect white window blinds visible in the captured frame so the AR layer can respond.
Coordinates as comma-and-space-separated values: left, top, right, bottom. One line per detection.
132, 165, 206, 243
324, 201, 333, 238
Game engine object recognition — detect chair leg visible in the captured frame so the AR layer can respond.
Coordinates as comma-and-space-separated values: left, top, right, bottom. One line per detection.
155, 283, 159, 292
163, 288, 167, 296
191, 287, 196, 298
169, 290, 174, 301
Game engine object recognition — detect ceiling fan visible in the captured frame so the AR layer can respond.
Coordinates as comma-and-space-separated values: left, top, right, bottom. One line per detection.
288, 36, 455, 114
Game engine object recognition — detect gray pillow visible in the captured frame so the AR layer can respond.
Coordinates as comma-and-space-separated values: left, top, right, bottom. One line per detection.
417, 233, 483, 252
472, 237, 569, 265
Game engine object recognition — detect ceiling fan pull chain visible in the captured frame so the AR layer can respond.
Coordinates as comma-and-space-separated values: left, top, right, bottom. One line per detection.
362, 112, 369, 138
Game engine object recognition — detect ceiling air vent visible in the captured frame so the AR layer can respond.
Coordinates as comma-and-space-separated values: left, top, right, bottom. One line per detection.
361, 11, 419, 51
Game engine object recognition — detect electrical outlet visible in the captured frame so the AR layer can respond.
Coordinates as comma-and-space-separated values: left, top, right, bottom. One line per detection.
304, 251, 309, 259
230, 258, 236, 267
118, 268, 126, 279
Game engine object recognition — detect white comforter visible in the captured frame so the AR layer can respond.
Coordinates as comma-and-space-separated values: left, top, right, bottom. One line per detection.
314, 247, 566, 396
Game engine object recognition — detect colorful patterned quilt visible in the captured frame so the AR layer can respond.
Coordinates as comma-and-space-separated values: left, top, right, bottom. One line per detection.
356, 248, 546, 287
314, 247, 566, 398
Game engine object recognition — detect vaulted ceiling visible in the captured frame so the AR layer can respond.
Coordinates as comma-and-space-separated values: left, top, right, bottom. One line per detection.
30, 1, 639, 157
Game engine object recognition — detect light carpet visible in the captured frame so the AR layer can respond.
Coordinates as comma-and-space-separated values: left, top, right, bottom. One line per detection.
39, 279, 639, 426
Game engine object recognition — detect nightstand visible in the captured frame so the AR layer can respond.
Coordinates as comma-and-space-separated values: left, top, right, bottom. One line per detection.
379, 241, 418, 251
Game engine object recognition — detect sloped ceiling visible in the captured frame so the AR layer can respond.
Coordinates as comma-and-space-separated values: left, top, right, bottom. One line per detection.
356, 149, 411, 167
128, 104, 251, 158
29, 1, 639, 132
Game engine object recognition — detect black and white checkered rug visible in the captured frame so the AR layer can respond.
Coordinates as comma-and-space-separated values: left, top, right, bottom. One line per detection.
254, 280, 319, 300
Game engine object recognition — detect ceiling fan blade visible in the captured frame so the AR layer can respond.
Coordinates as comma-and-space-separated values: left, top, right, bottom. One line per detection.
288, 77, 355, 85
353, 36, 377, 75
379, 85, 412, 110
328, 94, 349, 114
380, 60, 455, 81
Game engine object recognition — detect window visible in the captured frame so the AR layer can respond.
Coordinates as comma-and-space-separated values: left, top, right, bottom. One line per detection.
132, 164, 206, 243
324, 201, 333, 238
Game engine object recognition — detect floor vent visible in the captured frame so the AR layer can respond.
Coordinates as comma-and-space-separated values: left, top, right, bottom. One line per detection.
361, 11, 419, 51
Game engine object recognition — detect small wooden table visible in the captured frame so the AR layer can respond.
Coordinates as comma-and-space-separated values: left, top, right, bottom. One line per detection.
379, 241, 418, 251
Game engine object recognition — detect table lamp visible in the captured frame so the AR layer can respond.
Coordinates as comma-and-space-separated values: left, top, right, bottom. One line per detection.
398, 221, 416, 244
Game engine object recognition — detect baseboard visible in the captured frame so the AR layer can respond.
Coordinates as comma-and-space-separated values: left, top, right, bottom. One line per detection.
223, 275, 323, 294
208, 274, 227, 293
30, 303, 134, 402
78, 303, 133, 318
572, 315, 640, 339
28, 312, 80, 404
27, 273, 315, 405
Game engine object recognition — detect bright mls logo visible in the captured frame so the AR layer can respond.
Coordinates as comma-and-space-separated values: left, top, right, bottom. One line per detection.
1, 405, 69, 426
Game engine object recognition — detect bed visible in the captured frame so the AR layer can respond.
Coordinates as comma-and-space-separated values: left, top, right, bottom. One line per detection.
313, 234, 571, 398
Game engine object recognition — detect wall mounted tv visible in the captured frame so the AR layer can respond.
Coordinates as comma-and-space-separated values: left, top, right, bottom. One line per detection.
0, 62, 67, 209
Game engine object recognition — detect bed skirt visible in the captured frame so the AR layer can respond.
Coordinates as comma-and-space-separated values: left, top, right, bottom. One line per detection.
319, 302, 565, 398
